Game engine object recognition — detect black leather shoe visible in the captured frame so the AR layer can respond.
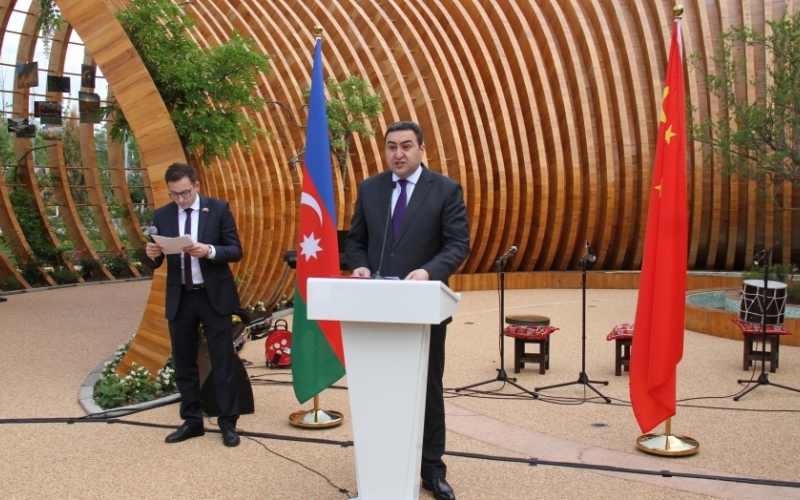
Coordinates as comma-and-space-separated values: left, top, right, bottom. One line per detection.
221, 428, 240, 447
422, 478, 455, 500
165, 424, 204, 443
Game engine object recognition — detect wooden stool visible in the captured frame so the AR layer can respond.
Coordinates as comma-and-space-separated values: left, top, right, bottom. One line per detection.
606, 324, 634, 376
742, 333, 781, 373
504, 315, 556, 374
732, 319, 792, 374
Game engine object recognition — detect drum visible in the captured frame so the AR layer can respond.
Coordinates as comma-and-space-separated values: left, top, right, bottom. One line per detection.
739, 279, 787, 325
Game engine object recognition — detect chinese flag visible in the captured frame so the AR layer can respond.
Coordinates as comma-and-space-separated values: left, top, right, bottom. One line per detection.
630, 18, 688, 433
291, 37, 346, 404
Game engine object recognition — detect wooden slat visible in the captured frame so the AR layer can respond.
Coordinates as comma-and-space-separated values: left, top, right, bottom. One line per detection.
0, 0, 783, 375
57, 0, 186, 378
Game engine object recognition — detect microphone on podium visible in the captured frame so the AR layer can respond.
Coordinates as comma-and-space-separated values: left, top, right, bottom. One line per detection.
494, 245, 517, 268
373, 181, 397, 280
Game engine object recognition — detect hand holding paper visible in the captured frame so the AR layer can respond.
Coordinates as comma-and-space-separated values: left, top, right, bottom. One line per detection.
151, 234, 195, 255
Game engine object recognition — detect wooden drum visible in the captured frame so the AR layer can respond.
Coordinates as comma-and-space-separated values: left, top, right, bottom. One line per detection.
739, 279, 787, 325
505, 314, 550, 327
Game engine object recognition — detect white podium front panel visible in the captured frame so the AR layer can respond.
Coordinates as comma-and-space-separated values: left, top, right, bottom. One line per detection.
305, 278, 461, 500
343, 321, 430, 500
307, 278, 460, 325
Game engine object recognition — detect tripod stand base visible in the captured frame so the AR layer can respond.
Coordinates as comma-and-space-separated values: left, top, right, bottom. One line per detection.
637, 433, 699, 457
734, 372, 800, 401
455, 368, 539, 398
535, 372, 611, 403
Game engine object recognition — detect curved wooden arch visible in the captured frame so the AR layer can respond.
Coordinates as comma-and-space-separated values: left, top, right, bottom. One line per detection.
1, 0, 798, 375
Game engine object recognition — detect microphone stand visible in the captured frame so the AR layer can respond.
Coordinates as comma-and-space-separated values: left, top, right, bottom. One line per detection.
535, 247, 610, 403
455, 256, 538, 398
734, 249, 800, 400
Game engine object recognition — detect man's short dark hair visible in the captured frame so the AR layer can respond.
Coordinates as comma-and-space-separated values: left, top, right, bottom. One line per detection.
165, 162, 197, 183
385, 121, 423, 146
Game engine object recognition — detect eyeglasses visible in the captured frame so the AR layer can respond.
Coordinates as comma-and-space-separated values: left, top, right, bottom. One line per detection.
168, 189, 194, 200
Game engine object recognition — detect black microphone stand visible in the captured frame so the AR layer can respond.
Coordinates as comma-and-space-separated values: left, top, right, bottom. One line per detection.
455, 256, 538, 398
734, 248, 800, 400
535, 246, 611, 403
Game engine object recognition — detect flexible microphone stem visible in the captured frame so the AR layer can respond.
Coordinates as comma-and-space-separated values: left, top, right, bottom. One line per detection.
373, 181, 396, 279
494, 245, 517, 268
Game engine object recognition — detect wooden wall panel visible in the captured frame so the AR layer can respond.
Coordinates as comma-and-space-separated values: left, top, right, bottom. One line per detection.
2, 1, 799, 374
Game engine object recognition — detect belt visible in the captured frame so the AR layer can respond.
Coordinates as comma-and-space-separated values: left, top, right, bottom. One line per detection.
185, 283, 205, 290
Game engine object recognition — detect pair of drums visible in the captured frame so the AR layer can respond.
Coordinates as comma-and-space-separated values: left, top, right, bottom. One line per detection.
739, 279, 787, 325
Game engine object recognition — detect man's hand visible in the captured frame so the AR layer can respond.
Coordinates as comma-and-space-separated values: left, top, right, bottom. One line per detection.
145, 242, 163, 259
352, 267, 371, 278
404, 269, 430, 281
183, 243, 211, 258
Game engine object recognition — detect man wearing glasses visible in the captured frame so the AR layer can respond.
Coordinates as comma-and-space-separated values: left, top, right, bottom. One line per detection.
144, 162, 243, 447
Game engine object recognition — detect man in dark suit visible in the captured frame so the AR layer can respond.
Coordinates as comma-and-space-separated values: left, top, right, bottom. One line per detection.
145, 162, 243, 447
345, 121, 470, 500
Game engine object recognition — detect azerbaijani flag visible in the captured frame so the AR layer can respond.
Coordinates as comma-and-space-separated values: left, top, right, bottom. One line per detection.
630, 17, 688, 433
291, 37, 346, 404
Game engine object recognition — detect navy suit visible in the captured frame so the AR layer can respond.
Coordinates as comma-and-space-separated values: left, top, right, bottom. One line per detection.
346, 165, 470, 479
146, 195, 242, 430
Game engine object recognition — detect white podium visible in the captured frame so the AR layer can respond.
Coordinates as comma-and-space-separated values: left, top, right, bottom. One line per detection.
307, 278, 461, 500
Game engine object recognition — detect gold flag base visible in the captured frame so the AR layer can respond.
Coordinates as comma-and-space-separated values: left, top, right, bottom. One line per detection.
288, 394, 344, 429
636, 418, 699, 456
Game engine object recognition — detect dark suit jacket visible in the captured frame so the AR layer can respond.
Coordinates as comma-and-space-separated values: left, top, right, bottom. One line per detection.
146, 195, 242, 320
345, 165, 470, 285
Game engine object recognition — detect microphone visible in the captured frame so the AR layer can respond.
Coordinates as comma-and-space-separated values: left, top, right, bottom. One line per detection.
586, 241, 597, 263
145, 226, 158, 243
753, 247, 771, 266
494, 245, 517, 268
372, 181, 397, 279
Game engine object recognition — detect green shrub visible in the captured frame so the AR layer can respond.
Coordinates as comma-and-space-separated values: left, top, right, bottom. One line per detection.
71, 250, 102, 280
0, 276, 21, 291
788, 282, 800, 305
93, 340, 177, 409
129, 247, 151, 276
49, 268, 80, 285
743, 264, 796, 283
19, 259, 43, 286
103, 248, 130, 277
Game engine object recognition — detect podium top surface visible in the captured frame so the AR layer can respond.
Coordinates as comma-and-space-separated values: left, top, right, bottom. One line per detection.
306, 278, 461, 324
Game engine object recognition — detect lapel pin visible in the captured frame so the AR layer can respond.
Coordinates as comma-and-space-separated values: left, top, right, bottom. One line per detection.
202, 207, 209, 212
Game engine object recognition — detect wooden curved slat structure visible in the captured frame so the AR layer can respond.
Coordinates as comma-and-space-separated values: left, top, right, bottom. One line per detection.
0, 1, 798, 376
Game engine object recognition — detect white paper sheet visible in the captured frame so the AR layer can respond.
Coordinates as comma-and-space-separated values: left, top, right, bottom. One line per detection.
151, 234, 194, 255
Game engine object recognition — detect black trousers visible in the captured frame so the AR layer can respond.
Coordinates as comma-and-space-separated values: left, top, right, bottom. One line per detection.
422, 322, 447, 479
168, 287, 239, 430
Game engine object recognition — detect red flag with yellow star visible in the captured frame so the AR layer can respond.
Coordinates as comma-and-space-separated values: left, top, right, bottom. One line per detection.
630, 17, 688, 433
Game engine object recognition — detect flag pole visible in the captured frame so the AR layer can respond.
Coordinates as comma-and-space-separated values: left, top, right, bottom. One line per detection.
288, 25, 344, 429
632, 4, 698, 457
289, 393, 344, 428
637, 417, 699, 456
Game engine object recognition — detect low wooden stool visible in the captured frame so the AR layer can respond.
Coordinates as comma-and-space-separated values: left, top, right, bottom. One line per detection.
504, 315, 557, 374
732, 319, 792, 374
606, 324, 634, 376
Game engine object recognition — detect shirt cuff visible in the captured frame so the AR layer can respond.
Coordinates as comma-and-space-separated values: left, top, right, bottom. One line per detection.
207, 245, 215, 260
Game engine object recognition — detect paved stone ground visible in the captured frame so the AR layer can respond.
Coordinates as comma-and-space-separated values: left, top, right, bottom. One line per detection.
1, 281, 799, 499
